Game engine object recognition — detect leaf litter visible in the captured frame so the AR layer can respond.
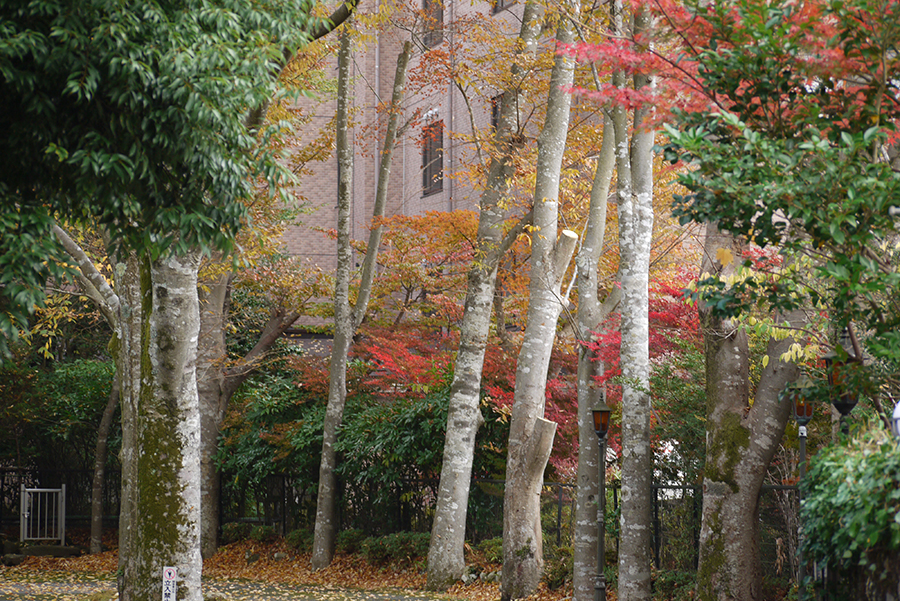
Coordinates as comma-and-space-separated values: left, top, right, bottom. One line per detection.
0, 538, 576, 601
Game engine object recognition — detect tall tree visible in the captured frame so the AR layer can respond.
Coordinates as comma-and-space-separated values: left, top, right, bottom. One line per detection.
501, 1, 580, 597
571, 113, 619, 601
311, 30, 413, 569
1, 1, 353, 598
424, 0, 545, 588
608, 1, 656, 598
658, 0, 900, 597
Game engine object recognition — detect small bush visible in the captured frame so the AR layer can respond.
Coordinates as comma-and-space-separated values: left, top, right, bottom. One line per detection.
361, 532, 430, 567
249, 525, 277, 543
543, 545, 573, 590
336, 529, 367, 555
221, 522, 252, 544
476, 537, 503, 564
286, 529, 314, 552
652, 569, 695, 601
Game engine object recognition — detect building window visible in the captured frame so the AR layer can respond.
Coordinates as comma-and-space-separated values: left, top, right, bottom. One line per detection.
491, 94, 503, 132
492, 0, 516, 14
423, 0, 443, 47
422, 120, 443, 197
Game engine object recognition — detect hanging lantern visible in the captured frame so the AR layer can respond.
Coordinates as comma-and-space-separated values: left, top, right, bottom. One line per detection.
823, 328, 859, 418
592, 396, 611, 441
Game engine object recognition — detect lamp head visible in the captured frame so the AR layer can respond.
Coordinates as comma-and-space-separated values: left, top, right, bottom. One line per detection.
592, 397, 611, 440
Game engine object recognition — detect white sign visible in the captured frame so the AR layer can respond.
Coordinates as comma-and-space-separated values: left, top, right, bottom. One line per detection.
162, 566, 177, 601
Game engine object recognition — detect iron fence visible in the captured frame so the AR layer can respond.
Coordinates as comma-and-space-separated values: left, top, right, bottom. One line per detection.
2, 466, 802, 590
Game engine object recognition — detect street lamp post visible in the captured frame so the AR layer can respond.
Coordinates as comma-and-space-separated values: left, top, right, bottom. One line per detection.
787, 385, 814, 600
823, 328, 859, 436
591, 397, 611, 601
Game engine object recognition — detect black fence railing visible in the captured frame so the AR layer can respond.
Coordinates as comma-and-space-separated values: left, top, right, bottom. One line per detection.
1, 467, 799, 587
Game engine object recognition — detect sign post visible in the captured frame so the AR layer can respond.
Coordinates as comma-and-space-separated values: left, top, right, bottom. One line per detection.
162, 566, 177, 601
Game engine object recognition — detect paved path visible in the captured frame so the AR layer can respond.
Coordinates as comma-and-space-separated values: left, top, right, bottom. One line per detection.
0, 576, 442, 601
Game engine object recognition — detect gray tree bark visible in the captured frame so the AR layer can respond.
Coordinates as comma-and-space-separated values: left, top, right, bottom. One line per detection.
115, 251, 204, 601
572, 113, 619, 601
90, 375, 119, 555
501, 3, 579, 598
55, 224, 205, 601
611, 2, 655, 598
425, 0, 545, 587
196, 273, 229, 559
696, 224, 802, 601
311, 33, 412, 570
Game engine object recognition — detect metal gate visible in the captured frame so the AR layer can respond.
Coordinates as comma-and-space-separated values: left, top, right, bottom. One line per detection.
20, 484, 66, 545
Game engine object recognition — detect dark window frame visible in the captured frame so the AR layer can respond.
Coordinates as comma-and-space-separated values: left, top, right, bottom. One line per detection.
492, 0, 516, 15
422, 120, 444, 197
423, 0, 443, 47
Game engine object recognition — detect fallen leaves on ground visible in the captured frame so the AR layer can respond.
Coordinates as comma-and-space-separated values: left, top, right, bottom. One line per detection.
1, 537, 578, 601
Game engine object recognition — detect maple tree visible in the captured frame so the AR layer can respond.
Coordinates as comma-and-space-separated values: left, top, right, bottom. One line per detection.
642, 0, 900, 598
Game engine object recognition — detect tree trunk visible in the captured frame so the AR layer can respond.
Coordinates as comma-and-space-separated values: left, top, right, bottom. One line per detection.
425, 186, 508, 588
196, 272, 229, 559
501, 4, 579, 597
117, 251, 204, 601
312, 32, 412, 569
90, 373, 119, 554
425, 0, 546, 583
611, 2, 655, 598
696, 225, 801, 601
572, 113, 617, 601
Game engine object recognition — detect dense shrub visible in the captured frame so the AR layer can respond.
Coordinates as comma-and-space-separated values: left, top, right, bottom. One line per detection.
476, 537, 503, 564
801, 426, 900, 600
542, 544, 573, 590
651, 569, 695, 601
249, 525, 277, 542
221, 522, 252, 544
286, 529, 314, 552
336, 529, 367, 555
360, 532, 430, 567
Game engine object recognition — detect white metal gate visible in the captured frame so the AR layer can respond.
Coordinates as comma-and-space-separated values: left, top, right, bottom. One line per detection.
20, 484, 66, 544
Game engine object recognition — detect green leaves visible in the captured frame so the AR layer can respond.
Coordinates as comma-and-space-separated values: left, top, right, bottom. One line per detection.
1, 0, 316, 348
801, 428, 900, 596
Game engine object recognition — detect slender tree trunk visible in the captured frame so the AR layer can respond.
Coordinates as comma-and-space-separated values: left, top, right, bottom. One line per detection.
425, 181, 508, 589
312, 33, 412, 569
425, 0, 546, 583
572, 114, 617, 601
612, 2, 655, 598
90, 373, 119, 554
501, 4, 579, 598
696, 224, 801, 601
196, 273, 229, 559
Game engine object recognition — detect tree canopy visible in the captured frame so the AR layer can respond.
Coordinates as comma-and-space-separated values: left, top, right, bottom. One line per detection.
0, 0, 317, 354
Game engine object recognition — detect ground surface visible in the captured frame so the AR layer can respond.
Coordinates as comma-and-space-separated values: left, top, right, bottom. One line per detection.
0, 538, 572, 601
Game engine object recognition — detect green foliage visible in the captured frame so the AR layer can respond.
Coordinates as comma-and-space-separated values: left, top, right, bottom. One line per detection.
360, 532, 430, 567
662, 0, 900, 407
335, 391, 449, 486
652, 569, 695, 601
0, 209, 71, 357
335, 529, 366, 555
476, 537, 503, 564
0, 354, 115, 471
0, 0, 317, 351
542, 544, 573, 590
801, 426, 900, 599
220, 522, 252, 545
285, 528, 314, 552
217, 370, 321, 489
650, 337, 706, 483
249, 525, 277, 543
